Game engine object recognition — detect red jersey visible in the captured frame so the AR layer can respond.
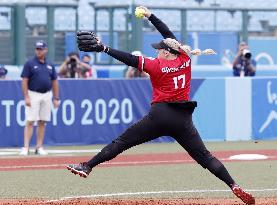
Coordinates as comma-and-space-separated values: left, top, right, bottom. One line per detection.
138, 49, 191, 103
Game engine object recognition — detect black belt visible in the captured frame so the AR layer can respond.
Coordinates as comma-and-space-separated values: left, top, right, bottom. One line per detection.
29, 89, 50, 94
153, 101, 197, 108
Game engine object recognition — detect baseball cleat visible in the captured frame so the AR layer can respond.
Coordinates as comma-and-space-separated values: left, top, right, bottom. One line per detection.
67, 162, 91, 178
231, 184, 255, 205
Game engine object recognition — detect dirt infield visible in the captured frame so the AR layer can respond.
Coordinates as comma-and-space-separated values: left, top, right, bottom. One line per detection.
2, 198, 277, 205
0, 149, 277, 171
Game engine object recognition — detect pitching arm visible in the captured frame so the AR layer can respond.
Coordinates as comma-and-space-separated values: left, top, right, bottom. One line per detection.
148, 14, 176, 40
105, 48, 139, 68
136, 6, 176, 39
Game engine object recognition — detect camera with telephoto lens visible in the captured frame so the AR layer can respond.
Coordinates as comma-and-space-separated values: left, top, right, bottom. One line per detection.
67, 56, 78, 78
242, 49, 252, 59
69, 57, 77, 68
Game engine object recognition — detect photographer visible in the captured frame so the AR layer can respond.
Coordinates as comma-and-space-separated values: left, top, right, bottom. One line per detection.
232, 42, 256, 77
59, 51, 91, 78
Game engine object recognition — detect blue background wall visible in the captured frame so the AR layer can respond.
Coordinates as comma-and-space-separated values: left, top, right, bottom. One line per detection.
5, 33, 277, 80
192, 79, 225, 141
1, 78, 277, 147
68, 32, 277, 66
249, 39, 277, 65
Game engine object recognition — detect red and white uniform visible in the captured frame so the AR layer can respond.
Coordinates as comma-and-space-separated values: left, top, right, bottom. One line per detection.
138, 49, 191, 104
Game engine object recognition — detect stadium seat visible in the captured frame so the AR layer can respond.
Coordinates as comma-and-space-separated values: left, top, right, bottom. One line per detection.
0, 7, 11, 30
26, 7, 47, 26
71, 0, 277, 32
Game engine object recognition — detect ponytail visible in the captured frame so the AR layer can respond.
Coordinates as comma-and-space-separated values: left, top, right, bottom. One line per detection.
179, 45, 216, 56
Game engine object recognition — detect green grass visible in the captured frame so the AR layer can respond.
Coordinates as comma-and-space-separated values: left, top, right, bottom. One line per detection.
0, 141, 277, 200
1, 161, 276, 199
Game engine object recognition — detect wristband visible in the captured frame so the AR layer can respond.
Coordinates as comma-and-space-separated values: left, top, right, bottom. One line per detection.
103, 46, 110, 53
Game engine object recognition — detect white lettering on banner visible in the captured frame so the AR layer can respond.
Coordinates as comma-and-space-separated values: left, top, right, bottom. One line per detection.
109, 98, 120, 124
1, 98, 134, 127
95, 99, 107, 125
81, 98, 133, 125
259, 81, 277, 133
1, 100, 14, 127
16, 100, 26, 126
51, 107, 58, 126
121, 98, 133, 124
62, 100, 75, 125
81, 99, 93, 125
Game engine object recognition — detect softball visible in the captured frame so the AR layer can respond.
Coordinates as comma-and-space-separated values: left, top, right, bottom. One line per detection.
135, 8, 145, 19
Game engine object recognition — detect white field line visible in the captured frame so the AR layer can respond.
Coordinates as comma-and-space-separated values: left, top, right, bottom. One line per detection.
1, 156, 277, 169
45, 188, 277, 203
0, 159, 195, 169
0, 149, 101, 154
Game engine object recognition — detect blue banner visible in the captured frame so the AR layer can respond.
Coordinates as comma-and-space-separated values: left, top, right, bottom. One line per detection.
2, 78, 276, 147
0, 80, 154, 147
252, 78, 277, 139
0, 79, 209, 147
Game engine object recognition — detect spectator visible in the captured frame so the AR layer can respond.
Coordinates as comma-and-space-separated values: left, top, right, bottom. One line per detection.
81, 54, 97, 79
19, 40, 60, 156
0, 65, 8, 79
59, 52, 92, 78
233, 42, 256, 77
125, 51, 149, 78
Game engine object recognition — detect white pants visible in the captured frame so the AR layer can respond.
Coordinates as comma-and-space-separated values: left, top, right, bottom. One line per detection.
25, 90, 52, 122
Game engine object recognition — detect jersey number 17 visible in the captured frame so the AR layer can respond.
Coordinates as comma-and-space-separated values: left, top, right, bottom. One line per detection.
173, 74, 185, 89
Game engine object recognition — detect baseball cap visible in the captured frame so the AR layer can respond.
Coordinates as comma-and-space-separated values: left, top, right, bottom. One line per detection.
0, 65, 7, 77
35, 40, 47, 49
151, 38, 180, 55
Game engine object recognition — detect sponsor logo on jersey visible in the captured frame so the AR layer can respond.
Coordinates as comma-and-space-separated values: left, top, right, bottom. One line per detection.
162, 67, 180, 73
47, 65, 53, 70
161, 60, 190, 73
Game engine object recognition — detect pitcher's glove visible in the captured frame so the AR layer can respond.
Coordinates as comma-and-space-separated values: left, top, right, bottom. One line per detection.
77, 31, 106, 52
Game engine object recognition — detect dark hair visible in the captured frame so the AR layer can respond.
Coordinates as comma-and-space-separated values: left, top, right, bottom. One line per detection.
82, 54, 91, 59
0, 65, 7, 76
68, 51, 79, 58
